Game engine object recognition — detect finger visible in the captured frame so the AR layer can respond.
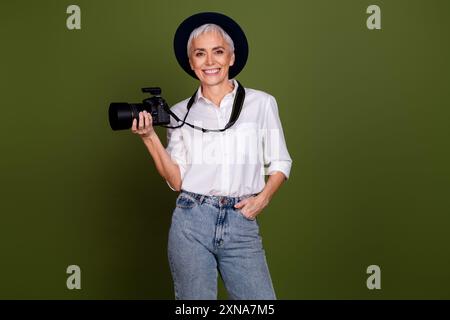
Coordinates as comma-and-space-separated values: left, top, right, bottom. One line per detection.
148, 112, 153, 125
234, 198, 248, 208
242, 206, 253, 216
144, 111, 149, 128
244, 207, 257, 218
242, 209, 254, 219
138, 112, 144, 130
146, 111, 153, 127
131, 118, 137, 131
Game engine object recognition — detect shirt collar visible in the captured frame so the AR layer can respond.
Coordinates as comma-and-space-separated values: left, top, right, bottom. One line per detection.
195, 79, 238, 104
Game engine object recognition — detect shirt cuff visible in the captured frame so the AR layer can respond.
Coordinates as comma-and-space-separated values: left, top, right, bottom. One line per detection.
264, 160, 292, 180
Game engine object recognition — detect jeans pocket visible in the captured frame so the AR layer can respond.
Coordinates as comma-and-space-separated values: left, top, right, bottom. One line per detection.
176, 193, 198, 209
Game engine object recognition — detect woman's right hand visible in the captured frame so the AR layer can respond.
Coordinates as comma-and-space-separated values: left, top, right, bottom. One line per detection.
131, 110, 156, 140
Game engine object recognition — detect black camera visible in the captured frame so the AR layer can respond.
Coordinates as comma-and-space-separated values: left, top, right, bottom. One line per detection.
108, 87, 171, 131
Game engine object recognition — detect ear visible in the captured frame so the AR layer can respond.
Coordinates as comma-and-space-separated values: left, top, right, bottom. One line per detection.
229, 52, 235, 67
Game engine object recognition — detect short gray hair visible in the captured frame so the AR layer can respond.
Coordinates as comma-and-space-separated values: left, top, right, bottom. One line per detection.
187, 23, 235, 57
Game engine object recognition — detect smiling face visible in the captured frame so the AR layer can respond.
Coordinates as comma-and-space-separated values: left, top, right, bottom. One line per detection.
188, 31, 235, 87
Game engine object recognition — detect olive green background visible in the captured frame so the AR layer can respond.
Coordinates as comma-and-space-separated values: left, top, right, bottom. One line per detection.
1, 0, 449, 299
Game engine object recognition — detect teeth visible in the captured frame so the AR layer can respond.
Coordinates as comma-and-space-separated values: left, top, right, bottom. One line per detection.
204, 68, 220, 74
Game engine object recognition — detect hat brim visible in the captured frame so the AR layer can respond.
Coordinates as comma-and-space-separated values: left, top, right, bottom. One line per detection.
173, 12, 248, 80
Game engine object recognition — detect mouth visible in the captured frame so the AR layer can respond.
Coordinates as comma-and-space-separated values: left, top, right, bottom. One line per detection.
202, 68, 221, 76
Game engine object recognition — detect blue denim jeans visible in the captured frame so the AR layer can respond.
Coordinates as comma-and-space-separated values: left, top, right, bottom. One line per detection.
168, 189, 276, 300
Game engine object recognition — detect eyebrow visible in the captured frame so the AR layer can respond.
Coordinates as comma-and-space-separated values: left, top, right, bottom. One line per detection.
193, 46, 226, 52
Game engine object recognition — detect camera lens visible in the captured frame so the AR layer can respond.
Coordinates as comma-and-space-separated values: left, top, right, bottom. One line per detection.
109, 103, 142, 131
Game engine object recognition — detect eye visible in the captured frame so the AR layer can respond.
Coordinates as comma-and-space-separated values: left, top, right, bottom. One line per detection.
195, 52, 204, 57
215, 50, 224, 55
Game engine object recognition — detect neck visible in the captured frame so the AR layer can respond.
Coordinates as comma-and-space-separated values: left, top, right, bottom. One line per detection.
201, 79, 235, 107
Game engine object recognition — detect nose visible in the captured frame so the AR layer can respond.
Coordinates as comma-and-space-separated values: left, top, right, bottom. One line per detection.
206, 52, 214, 65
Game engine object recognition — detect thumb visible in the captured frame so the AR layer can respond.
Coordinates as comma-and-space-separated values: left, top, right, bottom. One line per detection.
234, 198, 249, 209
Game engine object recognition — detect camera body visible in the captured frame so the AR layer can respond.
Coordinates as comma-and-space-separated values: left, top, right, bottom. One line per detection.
109, 87, 171, 131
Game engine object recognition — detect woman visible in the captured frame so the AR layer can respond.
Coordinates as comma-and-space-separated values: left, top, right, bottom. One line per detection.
131, 12, 292, 300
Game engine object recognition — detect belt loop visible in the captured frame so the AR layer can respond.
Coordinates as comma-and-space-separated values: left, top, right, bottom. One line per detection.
199, 194, 205, 205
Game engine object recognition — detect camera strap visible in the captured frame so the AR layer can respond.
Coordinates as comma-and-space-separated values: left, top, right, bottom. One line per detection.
163, 80, 245, 133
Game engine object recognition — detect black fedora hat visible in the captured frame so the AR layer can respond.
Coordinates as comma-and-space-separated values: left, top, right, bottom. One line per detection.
173, 12, 248, 80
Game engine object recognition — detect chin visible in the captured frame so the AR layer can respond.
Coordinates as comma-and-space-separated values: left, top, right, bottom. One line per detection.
199, 75, 230, 86
202, 79, 224, 86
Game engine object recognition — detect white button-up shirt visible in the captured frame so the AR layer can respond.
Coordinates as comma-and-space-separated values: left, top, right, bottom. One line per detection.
165, 79, 292, 197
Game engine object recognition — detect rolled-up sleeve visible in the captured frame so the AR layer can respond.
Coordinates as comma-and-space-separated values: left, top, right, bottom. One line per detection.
165, 118, 188, 191
262, 95, 292, 180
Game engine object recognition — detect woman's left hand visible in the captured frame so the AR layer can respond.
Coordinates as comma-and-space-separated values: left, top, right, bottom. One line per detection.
234, 194, 270, 220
